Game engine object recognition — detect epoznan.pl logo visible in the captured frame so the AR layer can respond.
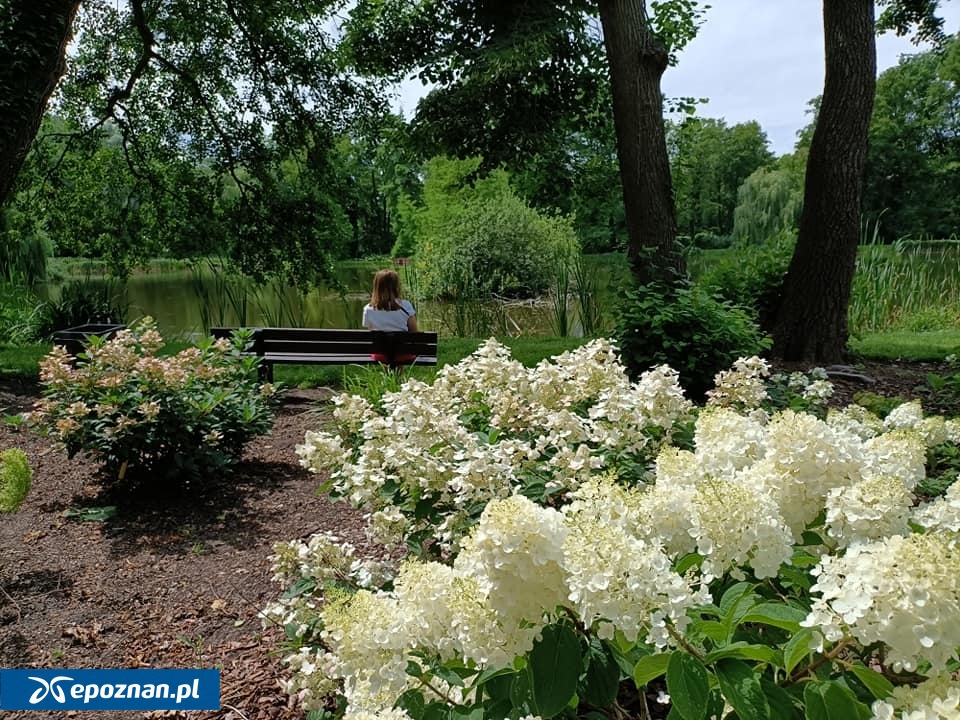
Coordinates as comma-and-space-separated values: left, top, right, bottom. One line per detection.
28, 676, 72, 704
0, 669, 220, 711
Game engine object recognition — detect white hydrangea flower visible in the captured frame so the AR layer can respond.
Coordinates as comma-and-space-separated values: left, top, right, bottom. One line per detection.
691, 479, 793, 580
280, 647, 340, 711
860, 430, 927, 490
706, 356, 770, 409
870, 672, 960, 720
912, 481, 960, 547
803, 533, 960, 672
825, 475, 913, 548
454, 495, 568, 632
880, 401, 950, 448
693, 407, 768, 479
343, 708, 414, 720
321, 590, 412, 711
563, 514, 702, 647
826, 404, 885, 441
736, 410, 861, 538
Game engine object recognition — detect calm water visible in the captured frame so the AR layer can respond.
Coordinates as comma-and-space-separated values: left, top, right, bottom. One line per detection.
42, 267, 596, 340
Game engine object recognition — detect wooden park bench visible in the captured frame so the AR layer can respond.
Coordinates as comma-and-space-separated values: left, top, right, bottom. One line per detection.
210, 327, 439, 382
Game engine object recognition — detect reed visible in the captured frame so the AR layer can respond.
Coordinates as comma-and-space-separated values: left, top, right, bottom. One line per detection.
549, 261, 571, 338
850, 237, 960, 335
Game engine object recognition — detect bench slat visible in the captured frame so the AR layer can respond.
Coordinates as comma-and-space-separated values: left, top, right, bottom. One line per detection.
210, 327, 439, 381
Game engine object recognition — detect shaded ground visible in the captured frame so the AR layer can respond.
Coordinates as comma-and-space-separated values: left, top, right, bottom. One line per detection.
0, 360, 949, 720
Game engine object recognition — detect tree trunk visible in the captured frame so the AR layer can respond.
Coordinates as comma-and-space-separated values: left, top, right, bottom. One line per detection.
597, 0, 682, 285
771, 0, 876, 361
0, 0, 81, 208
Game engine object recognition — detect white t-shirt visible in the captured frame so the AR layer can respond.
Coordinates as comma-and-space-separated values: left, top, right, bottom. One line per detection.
362, 299, 416, 332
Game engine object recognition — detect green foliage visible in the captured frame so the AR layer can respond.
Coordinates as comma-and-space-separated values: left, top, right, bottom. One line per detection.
0, 448, 32, 513
0, 205, 50, 287
406, 157, 579, 300
851, 391, 909, 418
919, 358, 960, 418
731, 164, 804, 245
697, 236, 794, 331
0, 283, 48, 345
921, 442, 960, 499
28, 320, 277, 483
850, 240, 960, 335
863, 37, 960, 241
614, 282, 770, 400
668, 117, 774, 241
36, 278, 128, 339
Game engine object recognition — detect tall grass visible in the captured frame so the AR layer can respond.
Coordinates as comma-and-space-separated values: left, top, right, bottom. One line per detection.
189, 257, 249, 331
850, 236, 960, 335
550, 261, 571, 337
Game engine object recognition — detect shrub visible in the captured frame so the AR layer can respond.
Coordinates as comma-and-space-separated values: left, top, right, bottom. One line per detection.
0, 448, 32, 512
614, 281, 770, 400
26, 318, 277, 483
269, 348, 960, 720
401, 157, 579, 300
36, 278, 129, 339
697, 234, 794, 330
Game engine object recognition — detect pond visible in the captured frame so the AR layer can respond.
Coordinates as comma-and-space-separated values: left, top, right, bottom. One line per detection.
42, 257, 631, 340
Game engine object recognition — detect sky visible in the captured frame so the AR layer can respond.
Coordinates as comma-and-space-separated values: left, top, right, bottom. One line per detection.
661, 1, 960, 155
395, 1, 960, 157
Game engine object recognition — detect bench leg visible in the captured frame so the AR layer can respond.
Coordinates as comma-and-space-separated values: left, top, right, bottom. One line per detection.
257, 362, 274, 383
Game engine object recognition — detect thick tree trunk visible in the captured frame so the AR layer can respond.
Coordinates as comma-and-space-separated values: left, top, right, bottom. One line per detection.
0, 0, 81, 208
771, 0, 876, 361
597, 0, 682, 285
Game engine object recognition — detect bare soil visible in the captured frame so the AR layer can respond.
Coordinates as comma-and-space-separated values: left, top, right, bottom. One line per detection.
0, 360, 948, 720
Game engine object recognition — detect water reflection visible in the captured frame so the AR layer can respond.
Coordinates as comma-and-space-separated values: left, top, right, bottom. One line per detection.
42, 269, 570, 340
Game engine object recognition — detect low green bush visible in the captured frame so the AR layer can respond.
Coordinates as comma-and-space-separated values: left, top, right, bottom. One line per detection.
0, 448, 32, 512
614, 281, 770, 400
697, 235, 794, 330
26, 318, 277, 483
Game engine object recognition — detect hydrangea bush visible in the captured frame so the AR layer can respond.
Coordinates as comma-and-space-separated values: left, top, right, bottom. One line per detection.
27, 318, 277, 482
272, 341, 960, 720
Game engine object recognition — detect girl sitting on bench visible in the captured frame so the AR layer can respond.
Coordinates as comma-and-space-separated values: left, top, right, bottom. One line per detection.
362, 269, 419, 364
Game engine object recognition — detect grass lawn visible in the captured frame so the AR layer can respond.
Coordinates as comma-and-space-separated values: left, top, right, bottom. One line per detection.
6, 330, 960, 388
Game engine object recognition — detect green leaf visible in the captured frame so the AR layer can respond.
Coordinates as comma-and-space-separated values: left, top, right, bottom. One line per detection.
63, 505, 117, 521
666, 651, 710, 720
803, 681, 872, 720
740, 603, 807, 633
848, 664, 894, 701
633, 653, 671, 687
396, 688, 426, 719
759, 678, 798, 720
719, 583, 760, 638
527, 624, 581, 717
675, 552, 704, 574
700, 622, 730, 645
580, 636, 620, 708
715, 659, 769, 720
781, 629, 815, 675
704, 642, 776, 664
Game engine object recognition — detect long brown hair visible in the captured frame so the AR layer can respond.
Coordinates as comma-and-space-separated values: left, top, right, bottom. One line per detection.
370, 269, 404, 310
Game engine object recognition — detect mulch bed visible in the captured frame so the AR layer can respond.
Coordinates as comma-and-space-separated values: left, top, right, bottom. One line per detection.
0, 360, 949, 720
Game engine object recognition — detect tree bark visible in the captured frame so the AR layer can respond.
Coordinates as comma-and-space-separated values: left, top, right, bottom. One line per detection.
0, 0, 81, 208
597, 0, 682, 284
771, 0, 876, 361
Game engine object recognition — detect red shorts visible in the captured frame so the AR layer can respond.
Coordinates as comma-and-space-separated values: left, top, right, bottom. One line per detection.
371, 353, 417, 365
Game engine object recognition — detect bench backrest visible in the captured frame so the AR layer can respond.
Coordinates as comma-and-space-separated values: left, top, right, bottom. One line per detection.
211, 327, 438, 360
